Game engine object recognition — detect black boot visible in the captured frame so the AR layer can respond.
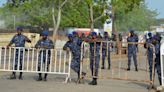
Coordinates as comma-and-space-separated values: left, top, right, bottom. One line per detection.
158, 76, 162, 85
135, 67, 138, 72
19, 72, 23, 80
10, 72, 16, 79
127, 67, 130, 71
101, 66, 105, 69
89, 78, 97, 85
108, 65, 110, 70
43, 74, 47, 81
37, 73, 42, 81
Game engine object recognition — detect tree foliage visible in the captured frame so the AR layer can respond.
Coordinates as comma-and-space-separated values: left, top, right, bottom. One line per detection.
111, 0, 157, 32
0, 0, 158, 33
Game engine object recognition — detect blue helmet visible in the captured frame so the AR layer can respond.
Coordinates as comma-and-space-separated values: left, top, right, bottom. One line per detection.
129, 29, 134, 34
67, 34, 73, 38
91, 32, 97, 36
72, 31, 77, 35
148, 32, 152, 37
42, 30, 49, 36
104, 32, 108, 35
16, 26, 23, 31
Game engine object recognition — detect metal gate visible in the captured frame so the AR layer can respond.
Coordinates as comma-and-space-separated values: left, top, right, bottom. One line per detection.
160, 43, 164, 86
0, 46, 72, 83
80, 41, 155, 85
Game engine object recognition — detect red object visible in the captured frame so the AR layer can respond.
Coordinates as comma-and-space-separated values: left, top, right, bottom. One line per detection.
75, 28, 91, 36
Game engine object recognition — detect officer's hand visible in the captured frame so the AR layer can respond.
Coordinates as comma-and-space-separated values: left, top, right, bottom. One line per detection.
28, 40, 32, 43
26, 39, 32, 43
6, 45, 10, 49
41, 46, 48, 49
66, 48, 70, 51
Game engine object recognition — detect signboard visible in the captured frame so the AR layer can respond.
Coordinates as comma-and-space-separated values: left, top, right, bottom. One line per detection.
104, 19, 112, 37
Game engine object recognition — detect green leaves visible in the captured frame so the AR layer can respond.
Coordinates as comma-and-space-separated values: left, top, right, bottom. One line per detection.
0, 0, 157, 32
115, 3, 157, 32
112, 0, 157, 32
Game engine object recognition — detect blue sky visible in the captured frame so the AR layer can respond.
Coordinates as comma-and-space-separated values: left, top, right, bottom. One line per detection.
145, 0, 164, 19
0, 0, 164, 19
0, 0, 6, 7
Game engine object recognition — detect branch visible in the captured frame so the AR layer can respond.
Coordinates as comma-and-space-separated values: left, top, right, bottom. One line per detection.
93, 13, 104, 22
76, 0, 81, 4
60, 0, 68, 8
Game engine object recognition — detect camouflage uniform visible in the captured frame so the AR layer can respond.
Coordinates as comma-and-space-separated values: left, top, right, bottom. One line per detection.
101, 34, 111, 69
89, 42, 100, 77
88, 32, 100, 85
146, 33, 154, 81
10, 34, 31, 79
127, 31, 138, 71
154, 42, 161, 85
64, 41, 81, 72
152, 36, 162, 85
35, 38, 54, 80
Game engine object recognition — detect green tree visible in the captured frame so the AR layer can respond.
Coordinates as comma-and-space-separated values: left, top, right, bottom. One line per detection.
110, 0, 157, 54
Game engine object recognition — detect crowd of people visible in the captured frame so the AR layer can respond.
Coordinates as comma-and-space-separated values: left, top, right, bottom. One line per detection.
6, 27, 162, 86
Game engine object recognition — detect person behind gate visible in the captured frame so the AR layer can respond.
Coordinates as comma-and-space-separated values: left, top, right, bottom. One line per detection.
152, 34, 162, 85
7, 27, 31, 80
35, 30, 54, 81
86, 32, 101, 85
145, 32, 154, 82
101, 32, 111, 70
127, 30, 138, 71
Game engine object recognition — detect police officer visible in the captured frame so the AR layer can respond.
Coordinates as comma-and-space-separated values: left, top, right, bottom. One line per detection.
152, 36, 161, 85
72, 31, 82, 47
88, 32, 100, 85
101, 32, 111, 69
127, 30, 138, 71
80, 33, 86, 40
145, 32, 154, 81
154, 32, 161, 43
35, 30, 54, 81
7, 27, 31, 79
63, 34, 85, 82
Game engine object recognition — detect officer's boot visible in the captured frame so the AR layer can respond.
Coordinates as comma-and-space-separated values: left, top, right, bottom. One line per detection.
101, 59, 105, 69
108, 64, 110, 70
89, 78, 97, 85
10, 72, 16, 79
76, 71, 81, 84
101, 66, 105, 69
92, 78, 97, 85
135, 67, 138, 72
43, 74, 47, 81
127, 66, 130, 71
37, 73, 42, 81
158, 76, 162, 85
19, 72, 23, 80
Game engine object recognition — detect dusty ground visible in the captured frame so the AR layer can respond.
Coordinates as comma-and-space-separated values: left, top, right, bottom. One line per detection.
0, 72, 159, 92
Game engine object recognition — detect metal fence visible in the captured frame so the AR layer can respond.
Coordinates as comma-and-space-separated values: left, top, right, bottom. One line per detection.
0, 46, 72, 83
80, 41, 156, 84
160, 43, 164, 86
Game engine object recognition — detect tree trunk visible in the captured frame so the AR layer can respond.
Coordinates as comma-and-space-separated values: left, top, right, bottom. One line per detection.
52, 7, 62, 48
112, 7, 121, 54
89, 4, 94, 32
